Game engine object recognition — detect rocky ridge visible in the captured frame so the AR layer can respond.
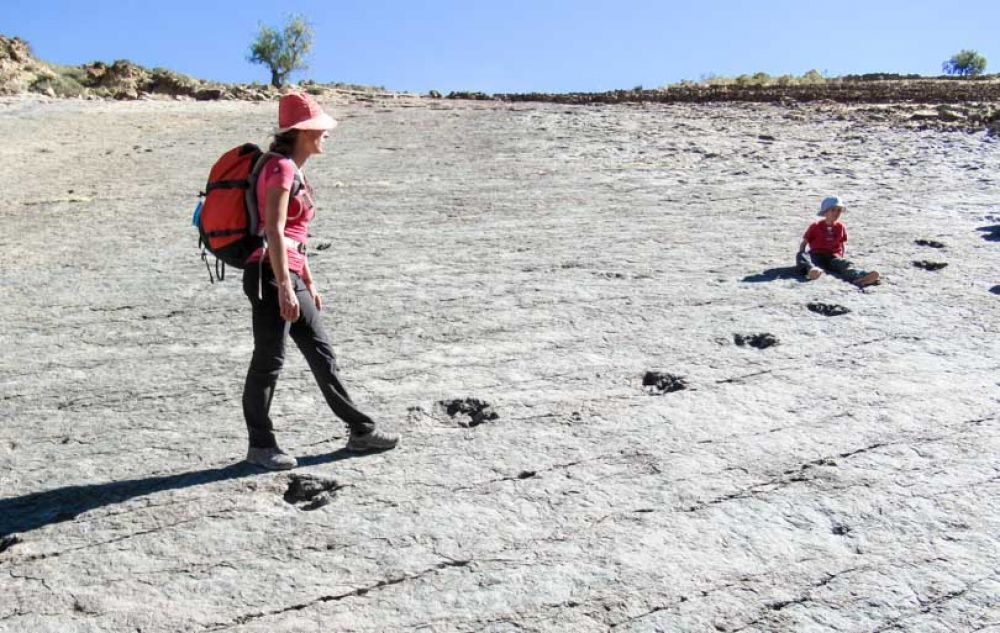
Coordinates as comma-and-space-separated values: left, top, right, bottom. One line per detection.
0, 35, 387, 102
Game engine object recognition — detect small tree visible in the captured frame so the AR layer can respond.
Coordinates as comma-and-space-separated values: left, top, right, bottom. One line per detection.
801, 69, 826, 84
248, 14, 314, 88
943, 50, 987, 77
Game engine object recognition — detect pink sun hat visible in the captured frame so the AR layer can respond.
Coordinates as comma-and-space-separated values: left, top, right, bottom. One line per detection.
276, 93, 338, 133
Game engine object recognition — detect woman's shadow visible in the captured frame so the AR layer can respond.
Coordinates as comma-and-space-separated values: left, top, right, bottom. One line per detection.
0, 449, 362, 540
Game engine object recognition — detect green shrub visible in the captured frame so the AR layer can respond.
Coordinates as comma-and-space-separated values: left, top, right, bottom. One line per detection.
943, 50, 987, 77
801, 69, 825, 84
147, 68, 200, 96
31, 66, 87, 97
692, 71, 823, 88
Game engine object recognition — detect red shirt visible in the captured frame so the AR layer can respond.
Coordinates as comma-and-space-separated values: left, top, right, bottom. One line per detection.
803, 220, 847, 257
245, 156, 314, 275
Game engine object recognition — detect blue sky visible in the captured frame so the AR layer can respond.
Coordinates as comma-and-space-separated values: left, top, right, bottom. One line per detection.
3, 0, 998, 93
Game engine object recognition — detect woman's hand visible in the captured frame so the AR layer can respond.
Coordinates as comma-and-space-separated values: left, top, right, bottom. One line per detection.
278, 280, 300, 322
305, 281, 322, 311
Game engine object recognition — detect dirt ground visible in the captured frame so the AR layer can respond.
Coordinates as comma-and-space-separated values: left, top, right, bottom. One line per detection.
1, 95, 998, 632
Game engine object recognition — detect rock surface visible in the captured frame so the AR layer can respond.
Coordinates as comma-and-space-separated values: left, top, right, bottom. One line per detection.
0, 97, 998, 632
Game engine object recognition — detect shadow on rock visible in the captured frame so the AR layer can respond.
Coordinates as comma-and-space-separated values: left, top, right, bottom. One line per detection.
978, 225, 1000, 242
915, 239, 946, 249
807, 302, 851, 317
913, 260, 948, 271
734, 333, 779, 349
741, 266, 803, 283
0, 448, 362, 539
438, 398, 498, 427
642, 371, 688, 395
283, 473, 343, 511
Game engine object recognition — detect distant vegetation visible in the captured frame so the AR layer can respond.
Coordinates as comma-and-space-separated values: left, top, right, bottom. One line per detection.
943, 50, 987, 77
673, 70, 828, 88
248, 14, 314, 88
661, 66, 1000, 91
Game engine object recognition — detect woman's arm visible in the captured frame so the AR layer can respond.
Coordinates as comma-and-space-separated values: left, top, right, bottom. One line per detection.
301, 258, 322, 310
264, 186, 300, 322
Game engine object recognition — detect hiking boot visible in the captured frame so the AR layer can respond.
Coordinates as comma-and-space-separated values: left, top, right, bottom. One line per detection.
854, 271, 880, 287
345, 429, 399, 453
246, 447, 298, 470
807, 267, 823, 281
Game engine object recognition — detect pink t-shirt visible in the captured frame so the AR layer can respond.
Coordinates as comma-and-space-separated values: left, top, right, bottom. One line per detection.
245, 156, 314, 275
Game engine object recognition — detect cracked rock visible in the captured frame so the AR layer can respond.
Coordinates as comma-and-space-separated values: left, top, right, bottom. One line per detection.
913, 260, 948, 271
734, 333, 779, 349
807, 302, 851, 317
915, 239, 946, 249
283, 474, 342, 511
438, 398, 499, 427
642, 371, 688, 395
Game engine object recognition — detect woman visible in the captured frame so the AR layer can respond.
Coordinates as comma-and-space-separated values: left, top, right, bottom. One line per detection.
243, 92, 398, 470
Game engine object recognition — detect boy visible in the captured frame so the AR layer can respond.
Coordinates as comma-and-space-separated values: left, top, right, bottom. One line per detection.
796, 196, 880, 287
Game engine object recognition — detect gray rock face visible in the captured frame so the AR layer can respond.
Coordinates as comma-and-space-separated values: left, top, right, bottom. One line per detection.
0, 97, 998, 632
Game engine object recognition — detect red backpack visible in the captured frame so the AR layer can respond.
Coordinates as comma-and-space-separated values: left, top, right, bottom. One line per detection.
194, 143, 302, 281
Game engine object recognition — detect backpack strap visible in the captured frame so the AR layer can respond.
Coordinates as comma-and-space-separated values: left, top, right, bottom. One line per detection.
250, 153, 308, 227
285, 158, 308, 221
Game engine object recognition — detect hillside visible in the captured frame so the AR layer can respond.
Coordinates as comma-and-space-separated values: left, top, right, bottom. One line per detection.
0, 35, 382, 101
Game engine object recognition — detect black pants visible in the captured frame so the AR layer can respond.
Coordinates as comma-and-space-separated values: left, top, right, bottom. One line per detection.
796, 251, 865, 281
242, 265, 375, 448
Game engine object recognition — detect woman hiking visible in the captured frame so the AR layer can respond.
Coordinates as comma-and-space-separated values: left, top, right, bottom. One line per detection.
243, 93, 398, 470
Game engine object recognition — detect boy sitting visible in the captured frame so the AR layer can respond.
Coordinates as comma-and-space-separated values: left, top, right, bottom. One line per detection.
796, 196, 880, 287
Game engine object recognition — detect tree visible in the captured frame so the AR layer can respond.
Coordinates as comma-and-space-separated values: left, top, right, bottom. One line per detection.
942, 50, 987, 77
248, 14, 314, 88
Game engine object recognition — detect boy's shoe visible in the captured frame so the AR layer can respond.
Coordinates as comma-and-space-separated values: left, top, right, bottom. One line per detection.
807, 267, 823, 281
854, 271, 880, 287
346, 429, 399, 453
246, 447, 298, 470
